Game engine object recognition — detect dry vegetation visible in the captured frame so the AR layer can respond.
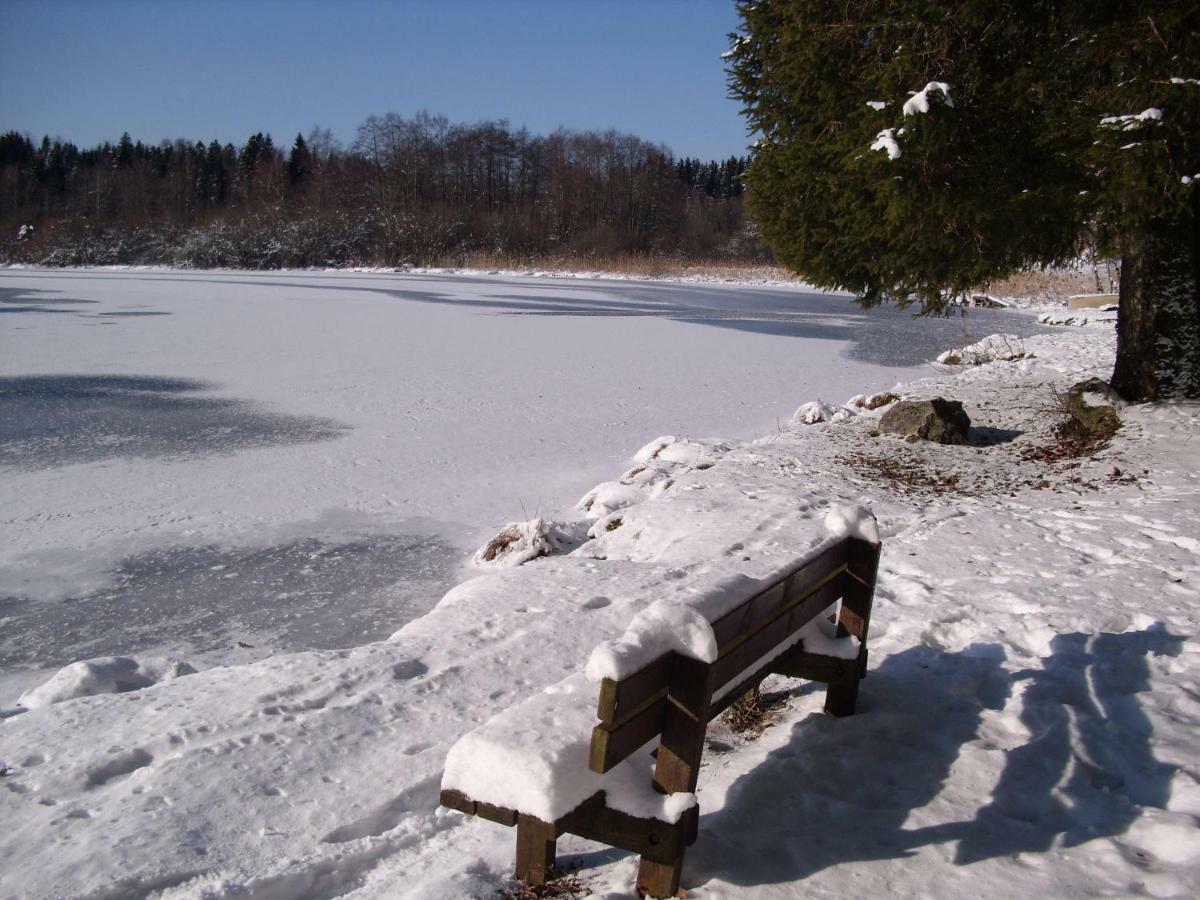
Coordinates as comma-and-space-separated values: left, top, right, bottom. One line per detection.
442, 251, 803, 282
499, 871, 588, 899
981, 259, 1119, 302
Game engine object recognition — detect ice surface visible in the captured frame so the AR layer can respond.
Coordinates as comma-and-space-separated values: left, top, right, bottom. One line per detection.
3, 267, 1042, 693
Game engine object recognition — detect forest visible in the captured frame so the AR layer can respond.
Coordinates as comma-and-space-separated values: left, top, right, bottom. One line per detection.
0, 113, 762, 269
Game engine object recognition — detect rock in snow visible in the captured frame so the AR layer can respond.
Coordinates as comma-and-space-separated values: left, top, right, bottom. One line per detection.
1063, 377, 1123, 441
879, 397, 972, 444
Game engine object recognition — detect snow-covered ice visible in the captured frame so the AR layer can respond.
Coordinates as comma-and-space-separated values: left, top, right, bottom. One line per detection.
1, 268, 1043, 701
2, 268, 1197, 899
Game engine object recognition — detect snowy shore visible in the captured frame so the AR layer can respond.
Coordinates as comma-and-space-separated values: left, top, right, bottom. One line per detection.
2, 309, 1198, 898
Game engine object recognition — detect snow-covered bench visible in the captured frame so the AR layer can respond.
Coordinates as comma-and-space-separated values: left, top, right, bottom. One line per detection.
440, 527, 881, 898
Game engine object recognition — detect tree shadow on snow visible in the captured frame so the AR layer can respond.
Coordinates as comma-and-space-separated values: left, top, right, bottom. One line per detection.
0, 374, 349, 469
685, 624, 1183, 889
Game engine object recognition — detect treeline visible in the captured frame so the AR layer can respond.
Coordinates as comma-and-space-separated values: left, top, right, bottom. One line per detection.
0, 113, 764, 269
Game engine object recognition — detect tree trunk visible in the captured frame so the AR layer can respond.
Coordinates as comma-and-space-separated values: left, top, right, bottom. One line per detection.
1111, 202, 1200, 401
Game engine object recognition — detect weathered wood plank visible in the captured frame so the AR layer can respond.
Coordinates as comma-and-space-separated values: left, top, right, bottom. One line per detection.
557, 794, 690, 866
710, 540, 849, 651
770, 647, 856, 685
595, 653, 673, 726
515, 814, 557, 885
439, 788, 476, 816
824, 536, 881, 717
711, 576, 842, 693
590, 699, 666, 773
441, 789, 518, 826
653, 655, 713, 794
477, 801, 519, 827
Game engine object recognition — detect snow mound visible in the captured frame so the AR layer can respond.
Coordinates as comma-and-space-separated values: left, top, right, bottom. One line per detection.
632, 435, 726, 468
578, 469, 673, 519
937, 334, 1031, 366
18, 656, 196, 709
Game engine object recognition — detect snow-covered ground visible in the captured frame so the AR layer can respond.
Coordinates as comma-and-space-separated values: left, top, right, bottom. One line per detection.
0, 268, 1043, 702
3, 270, 1197, 899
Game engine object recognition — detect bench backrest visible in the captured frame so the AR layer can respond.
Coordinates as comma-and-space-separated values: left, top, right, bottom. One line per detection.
589, 535, 880, 780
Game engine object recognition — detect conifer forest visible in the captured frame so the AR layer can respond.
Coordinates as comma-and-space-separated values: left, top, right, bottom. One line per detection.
0, 113, 760, 268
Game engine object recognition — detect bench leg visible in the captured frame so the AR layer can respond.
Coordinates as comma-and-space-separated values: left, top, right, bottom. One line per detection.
637, 855, 683, 899
823, 672, 861, 717
824, 645, 867, 716
515, 814, 556, 885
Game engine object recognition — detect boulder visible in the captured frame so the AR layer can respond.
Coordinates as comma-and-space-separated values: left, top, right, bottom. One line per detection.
879, 398, 971, 444
1063, 378, 1122, 441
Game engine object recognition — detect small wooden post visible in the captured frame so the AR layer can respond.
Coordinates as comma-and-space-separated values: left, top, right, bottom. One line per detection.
636, 654, 714, 898
825, 537, 881, 717
515, 814, 557, 885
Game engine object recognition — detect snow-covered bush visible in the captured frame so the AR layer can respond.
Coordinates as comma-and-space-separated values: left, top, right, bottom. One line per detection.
937, 334, 1031, 366
472, 518, 577, 568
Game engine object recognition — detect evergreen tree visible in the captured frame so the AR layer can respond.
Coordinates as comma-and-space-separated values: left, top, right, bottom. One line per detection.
727, 1, 1200, 400
116, 132, 134, 169
286, 133, 311, 190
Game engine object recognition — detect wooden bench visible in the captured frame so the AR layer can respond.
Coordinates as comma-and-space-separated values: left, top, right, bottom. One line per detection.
440, 533, 881, 898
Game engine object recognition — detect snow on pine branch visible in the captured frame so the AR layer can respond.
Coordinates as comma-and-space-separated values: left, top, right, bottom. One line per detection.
871, 128, 902, 160
902, 81, 953, 116
1099, 108, 1164, 131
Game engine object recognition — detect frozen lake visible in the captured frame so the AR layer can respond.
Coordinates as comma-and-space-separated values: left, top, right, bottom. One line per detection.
0, 268, 1047, 699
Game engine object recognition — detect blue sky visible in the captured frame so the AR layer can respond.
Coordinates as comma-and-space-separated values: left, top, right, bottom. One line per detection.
0, 0, 750, 160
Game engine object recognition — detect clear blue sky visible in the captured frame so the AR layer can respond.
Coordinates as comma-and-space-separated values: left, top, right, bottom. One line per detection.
0, 0, 751, 161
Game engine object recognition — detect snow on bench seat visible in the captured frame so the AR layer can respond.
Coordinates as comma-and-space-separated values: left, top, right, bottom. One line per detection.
441, 671, 697, 825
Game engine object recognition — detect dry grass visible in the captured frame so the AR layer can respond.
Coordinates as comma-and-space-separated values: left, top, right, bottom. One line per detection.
499, 871, 588, 899
982, 260, 1119, 303
721, 686, 790, 738
432, 251, 799, 282
478, 526, 522, 562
